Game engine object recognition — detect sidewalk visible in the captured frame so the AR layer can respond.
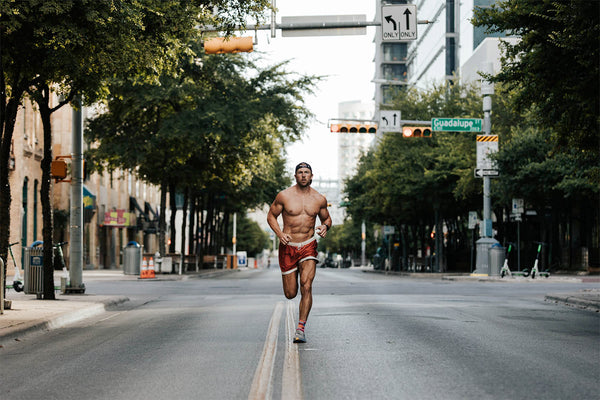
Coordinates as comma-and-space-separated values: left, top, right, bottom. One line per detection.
363, 268, 600, 311
1, 268, 240, 343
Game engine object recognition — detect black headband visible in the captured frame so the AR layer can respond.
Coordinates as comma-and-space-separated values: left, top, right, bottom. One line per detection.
295, 162, 312, 173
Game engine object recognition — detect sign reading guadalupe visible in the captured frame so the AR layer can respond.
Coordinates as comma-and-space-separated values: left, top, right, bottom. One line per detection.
102, 210, 135, 227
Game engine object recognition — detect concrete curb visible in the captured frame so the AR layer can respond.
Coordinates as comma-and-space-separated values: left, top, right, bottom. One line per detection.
0, 296, 129, 342
363, 269, 595, 283
544, 291, 600, 312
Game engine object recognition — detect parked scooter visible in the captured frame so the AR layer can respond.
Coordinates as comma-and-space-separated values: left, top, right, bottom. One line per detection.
530, 242, 550, 279
500, 243, 529, 278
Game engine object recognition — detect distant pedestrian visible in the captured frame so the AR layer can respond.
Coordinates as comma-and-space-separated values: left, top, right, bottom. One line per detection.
267, 162, 332, 343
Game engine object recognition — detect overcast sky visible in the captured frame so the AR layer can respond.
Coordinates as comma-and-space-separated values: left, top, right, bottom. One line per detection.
254, 0, 377, 181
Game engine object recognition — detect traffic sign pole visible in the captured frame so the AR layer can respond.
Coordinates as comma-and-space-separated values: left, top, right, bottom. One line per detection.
474, 63, 499, 276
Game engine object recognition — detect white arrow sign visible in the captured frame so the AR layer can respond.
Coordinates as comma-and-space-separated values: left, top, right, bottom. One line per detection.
382, 5, 417, 41
379, 110, 401, 132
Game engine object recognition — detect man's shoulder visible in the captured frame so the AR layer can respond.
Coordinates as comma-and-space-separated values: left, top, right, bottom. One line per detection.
310, 187, 327, 203
275, 186, 295, 201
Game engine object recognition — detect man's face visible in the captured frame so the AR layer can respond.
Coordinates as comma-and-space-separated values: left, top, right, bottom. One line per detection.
295, 167, 313, 187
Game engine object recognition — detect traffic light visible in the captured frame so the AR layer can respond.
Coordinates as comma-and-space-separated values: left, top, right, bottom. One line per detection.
330, 123, 377, 134
402, 126, 432, 138
203, 36, 253, 54
51, 159, 68, 179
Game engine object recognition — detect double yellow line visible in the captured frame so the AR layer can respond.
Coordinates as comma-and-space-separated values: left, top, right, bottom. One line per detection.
248, 301, 303, 400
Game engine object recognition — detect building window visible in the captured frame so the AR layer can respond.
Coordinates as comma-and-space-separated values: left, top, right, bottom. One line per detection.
383, 43, 407, 62
383, 64, 407, 81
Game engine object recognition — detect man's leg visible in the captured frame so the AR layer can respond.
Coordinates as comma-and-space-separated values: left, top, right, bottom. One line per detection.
298, 259, 316, 323
281, 270, 299, 299
293, 260, 316, 343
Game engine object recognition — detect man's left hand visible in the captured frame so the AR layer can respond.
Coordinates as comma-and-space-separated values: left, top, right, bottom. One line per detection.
317, 225, 328, 238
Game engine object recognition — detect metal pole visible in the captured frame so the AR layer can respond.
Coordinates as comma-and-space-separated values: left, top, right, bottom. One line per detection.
232, 212, 237, 255
270, 0, 276, 38
473, 63, 498, 275
361, 220, 366, 267
68, 98, 85, 293
517, 220, 521, 271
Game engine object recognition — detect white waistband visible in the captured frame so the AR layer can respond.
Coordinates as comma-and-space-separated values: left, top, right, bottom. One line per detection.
287, 236, 317, 248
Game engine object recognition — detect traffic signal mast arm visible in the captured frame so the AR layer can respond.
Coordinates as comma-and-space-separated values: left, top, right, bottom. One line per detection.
201, 19, 433, 34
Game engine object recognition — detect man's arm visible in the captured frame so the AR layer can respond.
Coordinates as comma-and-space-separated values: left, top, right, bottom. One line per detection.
316, 197, 332, 238
267, 193, 292, 245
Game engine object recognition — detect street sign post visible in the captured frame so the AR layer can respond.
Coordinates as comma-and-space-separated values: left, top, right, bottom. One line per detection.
382, 5, 417, 41
379, 110, 401, 132
431, 118, 483, 132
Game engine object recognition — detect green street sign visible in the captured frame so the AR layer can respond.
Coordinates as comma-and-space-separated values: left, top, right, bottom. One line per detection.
431, 118, 483, 132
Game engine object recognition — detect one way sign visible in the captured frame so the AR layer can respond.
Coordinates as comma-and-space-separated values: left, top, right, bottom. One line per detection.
382, 4, 417, 41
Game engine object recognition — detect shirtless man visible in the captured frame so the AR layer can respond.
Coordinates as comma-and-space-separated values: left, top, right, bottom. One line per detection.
267, 162, 332, 343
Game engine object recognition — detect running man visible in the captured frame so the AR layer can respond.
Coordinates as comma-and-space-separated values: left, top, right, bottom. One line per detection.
267, 162, 332, 343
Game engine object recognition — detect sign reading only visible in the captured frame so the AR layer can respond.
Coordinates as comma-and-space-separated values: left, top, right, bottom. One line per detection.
431, 118, 483, 132
382, 5, 417, 41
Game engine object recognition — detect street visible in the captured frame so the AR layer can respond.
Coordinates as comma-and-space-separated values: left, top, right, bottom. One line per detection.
1, 268, 599, 400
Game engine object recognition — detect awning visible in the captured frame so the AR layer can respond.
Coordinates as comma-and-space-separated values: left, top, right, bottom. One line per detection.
83, 185, 96, 209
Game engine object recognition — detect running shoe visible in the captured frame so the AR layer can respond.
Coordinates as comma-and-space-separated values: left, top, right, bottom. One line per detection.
293, 329, 306, 343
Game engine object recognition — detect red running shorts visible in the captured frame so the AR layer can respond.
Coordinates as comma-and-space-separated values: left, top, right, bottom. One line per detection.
278, 237, 318, 275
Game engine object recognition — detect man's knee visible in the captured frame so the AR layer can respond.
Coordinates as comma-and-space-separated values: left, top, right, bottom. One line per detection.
300, 280, 312, 296
284, 289, 297, 299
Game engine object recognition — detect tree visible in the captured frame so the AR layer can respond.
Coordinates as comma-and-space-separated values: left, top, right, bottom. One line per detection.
345, 81, 484, 271
1, 0, 271, 298
86, 48, 318, 260
472, 0, 600, 153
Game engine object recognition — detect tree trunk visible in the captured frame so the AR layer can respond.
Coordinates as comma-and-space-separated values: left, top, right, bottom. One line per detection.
180, 187, 188, 256
169, 182, 177, 254
37, 88, 55, 300
0, 94, 23, 297
188, 193, 196, 256
159, 177, 168, 257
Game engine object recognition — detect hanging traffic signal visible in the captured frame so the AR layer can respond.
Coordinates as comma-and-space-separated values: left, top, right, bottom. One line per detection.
330, 123, 377, 134
204, 36, 253, 54
402, 126, 432, 138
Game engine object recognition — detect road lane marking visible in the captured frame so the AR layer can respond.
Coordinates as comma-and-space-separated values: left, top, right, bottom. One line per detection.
282, 301, 303, 400
249, 301, 284, 400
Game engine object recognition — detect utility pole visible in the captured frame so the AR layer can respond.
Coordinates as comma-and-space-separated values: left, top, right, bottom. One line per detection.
473, 63, 499, 275
66, 98, 85, 293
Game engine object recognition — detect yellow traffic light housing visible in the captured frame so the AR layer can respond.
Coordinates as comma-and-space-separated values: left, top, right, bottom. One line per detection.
402, 126, 432, 138
204, 36, 254, 54
51, 159, 68, 180
330, 123, 377, 134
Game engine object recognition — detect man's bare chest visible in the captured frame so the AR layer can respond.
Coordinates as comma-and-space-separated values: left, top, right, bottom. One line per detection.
283, 197, 319, 217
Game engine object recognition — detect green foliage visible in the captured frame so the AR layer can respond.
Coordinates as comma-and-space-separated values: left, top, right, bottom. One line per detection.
346, 82, 483, 228
472, 0, 600, 153
228, 214, 269, 257
317, 221, 377, 260
85, 48, 316, 212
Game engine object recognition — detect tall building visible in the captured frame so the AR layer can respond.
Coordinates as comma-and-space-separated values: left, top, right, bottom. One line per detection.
337, 100, 375, 185
373, 0, 508, 109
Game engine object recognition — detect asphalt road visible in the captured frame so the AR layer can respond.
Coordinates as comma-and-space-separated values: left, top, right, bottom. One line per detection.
1, 268, 598, 400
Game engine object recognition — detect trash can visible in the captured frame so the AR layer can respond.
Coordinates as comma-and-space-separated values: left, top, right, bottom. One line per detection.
23, 247, 44, 295
123, 241, 142, 275
489, 244, 505, 277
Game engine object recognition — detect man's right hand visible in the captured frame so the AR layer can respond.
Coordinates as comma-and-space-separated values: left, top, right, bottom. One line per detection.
279, 233, 292, 246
